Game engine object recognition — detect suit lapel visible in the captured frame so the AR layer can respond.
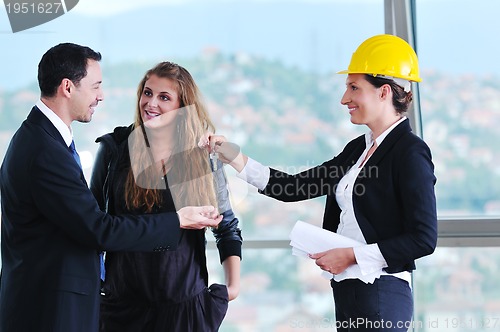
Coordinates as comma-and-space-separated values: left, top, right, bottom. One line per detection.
27, 106, 67, 148
363, 119, 412, 167
340, 135, 366, 171
351, 119, 412, 244
27, 106, 87, 184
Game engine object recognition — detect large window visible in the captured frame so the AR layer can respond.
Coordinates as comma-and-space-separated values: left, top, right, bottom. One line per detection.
2, 0, 499, 331
412, 1, 500, 331
416, 0, 500, 217
413, 247, 500, 332
0, 1, 384, 330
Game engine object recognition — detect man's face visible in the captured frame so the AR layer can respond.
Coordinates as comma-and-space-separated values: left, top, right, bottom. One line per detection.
70, 59, 103, 123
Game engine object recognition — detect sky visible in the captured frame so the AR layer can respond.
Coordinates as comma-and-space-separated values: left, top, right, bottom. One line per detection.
0, 0, 384, 90
72, 0, 377, 16
73, 0, 187, 16
1, 0, 499, 91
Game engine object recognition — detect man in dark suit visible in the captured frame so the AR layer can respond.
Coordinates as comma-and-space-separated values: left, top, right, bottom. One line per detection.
0, 43, 222, 332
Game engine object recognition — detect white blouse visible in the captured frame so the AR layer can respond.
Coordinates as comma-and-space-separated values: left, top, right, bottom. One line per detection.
237, 117, 411, 285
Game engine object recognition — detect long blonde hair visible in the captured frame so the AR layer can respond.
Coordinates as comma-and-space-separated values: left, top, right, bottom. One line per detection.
125, 62, 217, 212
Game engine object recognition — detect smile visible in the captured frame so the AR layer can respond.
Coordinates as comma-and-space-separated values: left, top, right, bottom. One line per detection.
145, 110, 161, 117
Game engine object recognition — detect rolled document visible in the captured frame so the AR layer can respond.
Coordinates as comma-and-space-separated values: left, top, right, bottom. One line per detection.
289, 220, 381, 283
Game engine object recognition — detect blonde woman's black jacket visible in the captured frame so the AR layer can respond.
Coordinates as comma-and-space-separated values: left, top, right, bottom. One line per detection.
90, 125, 242, 264
260, 119, 437, 273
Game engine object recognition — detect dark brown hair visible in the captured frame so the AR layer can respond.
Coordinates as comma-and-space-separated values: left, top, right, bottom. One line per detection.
364, 74, 413, 114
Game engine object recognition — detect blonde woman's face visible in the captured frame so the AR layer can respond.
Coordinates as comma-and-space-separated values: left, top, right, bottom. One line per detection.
140, 75, 180, 128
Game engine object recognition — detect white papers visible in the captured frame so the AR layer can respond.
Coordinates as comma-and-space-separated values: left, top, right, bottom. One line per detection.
289, 220, 381, 284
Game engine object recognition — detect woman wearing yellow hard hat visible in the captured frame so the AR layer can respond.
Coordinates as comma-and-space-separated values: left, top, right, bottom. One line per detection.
201, 34, 437, 331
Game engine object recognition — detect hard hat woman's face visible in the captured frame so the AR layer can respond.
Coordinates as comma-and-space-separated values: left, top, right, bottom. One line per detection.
340, 74, 387, 126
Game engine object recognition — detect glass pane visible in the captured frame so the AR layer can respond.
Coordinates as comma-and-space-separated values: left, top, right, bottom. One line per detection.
1, 0, 385, 239
416, 0, 500, 217
1, 1, 384, 330
207, 248, 336, 331
414, 247, 500, 332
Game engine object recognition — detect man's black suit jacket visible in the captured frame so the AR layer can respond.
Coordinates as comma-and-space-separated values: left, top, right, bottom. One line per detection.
261, 119, 438, 273
0, 107, 181, 332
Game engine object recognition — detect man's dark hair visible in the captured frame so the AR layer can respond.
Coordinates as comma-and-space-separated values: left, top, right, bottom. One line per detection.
38, 43, 102, 98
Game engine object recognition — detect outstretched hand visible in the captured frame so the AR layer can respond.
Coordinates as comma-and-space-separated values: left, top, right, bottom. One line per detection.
198, 133, 247, 172
177, 206, 222, 229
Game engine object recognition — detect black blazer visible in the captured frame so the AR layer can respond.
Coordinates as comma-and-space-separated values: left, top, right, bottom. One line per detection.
261, 119, 437, 273
0, 107, 181, 332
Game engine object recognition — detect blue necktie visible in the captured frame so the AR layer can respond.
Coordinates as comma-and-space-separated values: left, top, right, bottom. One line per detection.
69, 140, 82, 169
69, 140, 106, 281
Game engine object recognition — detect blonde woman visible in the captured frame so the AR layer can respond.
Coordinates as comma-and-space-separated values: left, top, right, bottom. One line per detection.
91, 62, 242, 332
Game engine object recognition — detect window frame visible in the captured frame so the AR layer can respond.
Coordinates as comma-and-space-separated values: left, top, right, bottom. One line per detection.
208, 0, 500, 250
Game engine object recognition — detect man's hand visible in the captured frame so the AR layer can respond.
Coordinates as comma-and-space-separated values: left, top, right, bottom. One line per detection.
177, 206, 222, 229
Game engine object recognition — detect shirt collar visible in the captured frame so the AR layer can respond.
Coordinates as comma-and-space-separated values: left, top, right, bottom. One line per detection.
36, 99, 73, 147
365, 116, 407, 147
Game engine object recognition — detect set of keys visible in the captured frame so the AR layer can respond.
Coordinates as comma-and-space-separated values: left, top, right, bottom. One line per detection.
210, 151, 219, 171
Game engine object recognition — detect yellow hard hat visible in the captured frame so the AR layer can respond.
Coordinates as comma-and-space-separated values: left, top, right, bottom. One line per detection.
338, 34, 422, 82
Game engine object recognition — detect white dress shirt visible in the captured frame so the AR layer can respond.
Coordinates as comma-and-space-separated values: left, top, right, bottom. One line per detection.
237, 117, 411, 285
36, 99, 73, 147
